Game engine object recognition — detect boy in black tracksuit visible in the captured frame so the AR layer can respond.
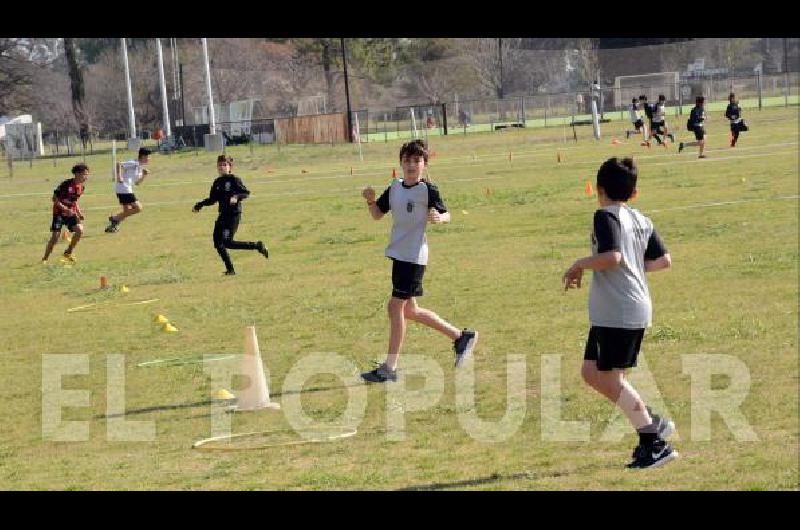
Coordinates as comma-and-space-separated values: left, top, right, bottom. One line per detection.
193, 155, 268, 275
725, 92, 748, 147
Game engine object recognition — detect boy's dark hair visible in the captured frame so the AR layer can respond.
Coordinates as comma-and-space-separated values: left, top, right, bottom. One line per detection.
639, 94, 647, 101
729, 92, 736, 100
71, 163, 89, 175
632, 98, 638, 104
217, 154, 234, 165
658, 94, 666, 101
399, 139, 428, 163
138, 148, 151, 157
596, 157, 637, 202
696, 96, 705, 105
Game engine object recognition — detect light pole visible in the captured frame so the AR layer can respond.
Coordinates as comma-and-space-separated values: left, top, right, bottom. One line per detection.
341, 38, 353, 143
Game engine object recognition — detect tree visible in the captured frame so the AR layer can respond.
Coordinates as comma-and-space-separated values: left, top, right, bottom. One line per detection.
64, 38, 89, 136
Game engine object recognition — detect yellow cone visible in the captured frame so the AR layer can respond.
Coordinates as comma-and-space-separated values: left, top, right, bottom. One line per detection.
214, 389, 236, 400
163, 323, 178, 333
462, 210, 469, 215
120, 285, 130, 293
154, 314, 169, 324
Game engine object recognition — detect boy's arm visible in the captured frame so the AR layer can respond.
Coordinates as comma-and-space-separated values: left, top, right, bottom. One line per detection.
135, 167, 149, 185
362, 185, 389, 220
229, 177, 251, 204
644, 229, 671, 272
427, 182, 450, 224
116, 162, 123, 183
193, 183, 218, 211
563, 210, 622, 290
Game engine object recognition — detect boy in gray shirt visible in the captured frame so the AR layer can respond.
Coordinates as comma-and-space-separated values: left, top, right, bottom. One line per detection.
563, 157, 678, 469
360, 140, 477, 383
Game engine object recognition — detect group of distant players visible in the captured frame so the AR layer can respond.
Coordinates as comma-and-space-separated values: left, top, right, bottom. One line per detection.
38, 94, 758, 469
626, 92, 748, 158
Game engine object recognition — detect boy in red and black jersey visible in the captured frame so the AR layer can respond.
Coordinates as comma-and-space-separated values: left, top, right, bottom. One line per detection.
42, 164, 90, 263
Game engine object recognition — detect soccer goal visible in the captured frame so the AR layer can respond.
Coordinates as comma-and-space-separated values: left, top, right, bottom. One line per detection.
296, 94, 328, 116
614, 72, 680, 104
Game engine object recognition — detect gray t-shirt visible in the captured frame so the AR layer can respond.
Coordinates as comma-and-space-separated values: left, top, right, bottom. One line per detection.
375, 179, 448, 266
588, 204, 667, 329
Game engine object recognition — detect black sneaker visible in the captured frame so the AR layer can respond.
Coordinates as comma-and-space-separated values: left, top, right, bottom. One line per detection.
454, 329, 478, 368
361, 363, 398, 383
104, 216, 119, 233
625, 131, 630, 139
626, 439, 679, 469
257, 241, 269, 259
668, 134, 675, 143
223, 270, 236, 276
698, 154, 707, 159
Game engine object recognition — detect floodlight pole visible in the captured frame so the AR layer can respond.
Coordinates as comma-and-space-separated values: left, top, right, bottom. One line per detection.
341, 38, 354, 143
156, 38, 171, 137
121, 38, 136, 141
202, 38, 216, 135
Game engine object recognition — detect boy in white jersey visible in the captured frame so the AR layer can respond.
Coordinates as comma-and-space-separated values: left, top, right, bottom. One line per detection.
624, 98, 649, 146
105, 148, 151, 233
563, 157, 678, 469
360, 140, 477, 383
651, 94, 675, 146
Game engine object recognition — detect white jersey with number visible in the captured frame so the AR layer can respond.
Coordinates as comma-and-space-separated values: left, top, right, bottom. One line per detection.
629, 104, 640, 123
115, 160, 142, 194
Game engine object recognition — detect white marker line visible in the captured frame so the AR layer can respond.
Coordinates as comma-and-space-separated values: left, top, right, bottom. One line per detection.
648, 195, 798, 214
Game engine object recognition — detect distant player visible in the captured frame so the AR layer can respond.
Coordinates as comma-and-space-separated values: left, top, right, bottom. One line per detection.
639, 95, 663, 146
105, 147, 151, 233
42, 164, 89, 264
563, 157, 677, 469
359, 139, 477, 383
651, 95, 675, 145
192, 155, 268, 276
726, 92, 748, 147
679, 96, 708, 158
625, 98, 649, 146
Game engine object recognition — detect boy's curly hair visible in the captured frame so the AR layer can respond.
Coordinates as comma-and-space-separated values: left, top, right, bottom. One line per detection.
399, 139, 428, 163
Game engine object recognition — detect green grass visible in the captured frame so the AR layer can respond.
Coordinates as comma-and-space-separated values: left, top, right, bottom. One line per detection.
0, 107, 797, 490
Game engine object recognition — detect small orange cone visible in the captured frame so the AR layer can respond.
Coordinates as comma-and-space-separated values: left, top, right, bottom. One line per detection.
485, 187, 492, 196
61, 229, 70, 241
585, 181, 594, 198
611, 137, 621, 145
100, 276, 109, 289
557, 152, 562, 163
392, 168, 396, 178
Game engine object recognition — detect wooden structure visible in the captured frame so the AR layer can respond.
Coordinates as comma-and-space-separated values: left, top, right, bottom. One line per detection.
274, 112, 349, 144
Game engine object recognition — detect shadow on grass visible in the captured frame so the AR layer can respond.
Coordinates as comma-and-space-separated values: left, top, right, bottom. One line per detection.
396, 465, 602, 491
94, 400, 215, 420
94, 382, 365, 420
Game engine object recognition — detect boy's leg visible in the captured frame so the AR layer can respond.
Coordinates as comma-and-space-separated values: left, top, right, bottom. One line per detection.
213, 217, 236, 273
218, 215, 268, 258
385, 297, 408, 371
42, 230, 60, 261
64, 224, 82, 256
403, 297, 460, 341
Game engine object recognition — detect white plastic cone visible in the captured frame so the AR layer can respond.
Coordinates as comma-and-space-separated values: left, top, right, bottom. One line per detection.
233, 326, 280, 411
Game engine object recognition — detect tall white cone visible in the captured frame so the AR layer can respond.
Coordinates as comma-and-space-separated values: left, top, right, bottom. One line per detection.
233, 326, 280, 411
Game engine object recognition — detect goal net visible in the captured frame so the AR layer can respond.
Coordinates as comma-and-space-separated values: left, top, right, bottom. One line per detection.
614, 72, 680, 104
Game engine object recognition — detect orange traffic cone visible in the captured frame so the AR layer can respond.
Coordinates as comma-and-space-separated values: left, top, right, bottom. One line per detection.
100, 276, 109, 289
585, 181, 594, 198
611, 137, 621, 145
61, 228, 70, 241
392, 168, 396, 179
557, 152, 562, 163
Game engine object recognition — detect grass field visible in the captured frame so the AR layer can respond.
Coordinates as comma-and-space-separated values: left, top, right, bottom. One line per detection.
0, 106, 797, 490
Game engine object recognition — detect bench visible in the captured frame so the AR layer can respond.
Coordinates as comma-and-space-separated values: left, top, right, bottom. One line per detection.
571, 118, 612, 126
492, 121, 525, 131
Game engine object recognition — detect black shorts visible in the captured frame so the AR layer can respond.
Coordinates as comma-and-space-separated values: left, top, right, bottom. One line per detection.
731, 121, 748, 133
633, 119, 644, 130
51, 214, 79, 232
584, 326, 645, 371
391, 259, 425, 299
651, 120, 665, 133
117, 193, 138, 205
692, 125, 706, 141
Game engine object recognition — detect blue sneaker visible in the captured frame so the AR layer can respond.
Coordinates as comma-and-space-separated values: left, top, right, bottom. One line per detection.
454, 329, 478, 368
361, 363, 398, 383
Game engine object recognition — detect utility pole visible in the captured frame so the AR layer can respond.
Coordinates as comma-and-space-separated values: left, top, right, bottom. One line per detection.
341, 38, 353, 143
498, 38, 504, 100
